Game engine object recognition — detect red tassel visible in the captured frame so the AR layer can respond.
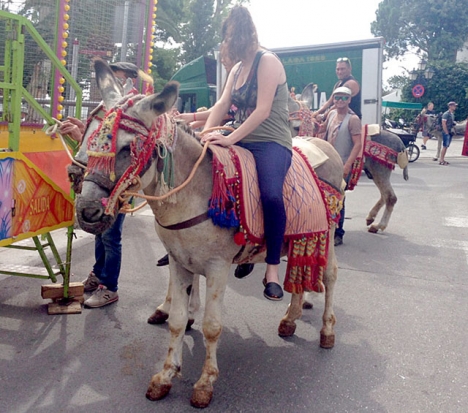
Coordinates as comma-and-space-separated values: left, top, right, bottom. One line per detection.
318, 256, 327, 267
234, 232, 246, 245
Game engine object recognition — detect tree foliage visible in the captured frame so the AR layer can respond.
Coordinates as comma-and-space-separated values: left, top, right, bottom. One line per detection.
385, 75, 408, 92
179, 0, 236, 63
371, 0, 468, 62
400, 62, 468, 121
153, 0, 247, 83
155, 0, 185, 44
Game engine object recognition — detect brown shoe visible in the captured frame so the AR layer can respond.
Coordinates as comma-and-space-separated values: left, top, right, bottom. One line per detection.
82, 272, 100, 293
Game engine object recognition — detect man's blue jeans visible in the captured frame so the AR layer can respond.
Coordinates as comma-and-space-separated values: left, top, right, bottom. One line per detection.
442, 132, 452, 148
336, 173, 351, 238
93, 213, 125, 292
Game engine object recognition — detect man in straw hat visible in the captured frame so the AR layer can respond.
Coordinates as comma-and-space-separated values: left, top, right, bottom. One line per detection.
60, 61, 154, 307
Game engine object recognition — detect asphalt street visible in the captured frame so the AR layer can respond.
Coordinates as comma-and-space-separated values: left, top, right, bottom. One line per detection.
0, 136, 467, 413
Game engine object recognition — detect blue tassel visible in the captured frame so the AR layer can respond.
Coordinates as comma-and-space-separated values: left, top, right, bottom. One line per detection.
208, 190, 239, 229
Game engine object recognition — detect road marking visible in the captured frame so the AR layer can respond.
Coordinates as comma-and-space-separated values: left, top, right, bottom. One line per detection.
428, 239, 468, 266
444, 217, 468, 228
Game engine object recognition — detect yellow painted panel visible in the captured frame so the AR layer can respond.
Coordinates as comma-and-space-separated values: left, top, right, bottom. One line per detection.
0, 152, 74, 247
0, 124, 65, 153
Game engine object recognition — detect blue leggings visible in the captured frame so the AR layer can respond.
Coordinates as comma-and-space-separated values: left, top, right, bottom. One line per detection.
237, 141, 292, 265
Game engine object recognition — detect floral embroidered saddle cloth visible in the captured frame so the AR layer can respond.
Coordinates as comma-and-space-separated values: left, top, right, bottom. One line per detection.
208, 143, 341, 293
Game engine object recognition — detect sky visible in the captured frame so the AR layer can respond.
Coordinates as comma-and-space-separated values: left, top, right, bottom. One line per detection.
247, 0, 420, 88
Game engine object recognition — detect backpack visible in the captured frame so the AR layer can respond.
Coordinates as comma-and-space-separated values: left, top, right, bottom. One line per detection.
415, 113, 423, 129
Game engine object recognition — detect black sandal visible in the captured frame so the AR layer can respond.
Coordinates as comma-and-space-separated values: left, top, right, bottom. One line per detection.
156, 254, 169, 267
234, 263, 255, 279
262, 278, 283, 301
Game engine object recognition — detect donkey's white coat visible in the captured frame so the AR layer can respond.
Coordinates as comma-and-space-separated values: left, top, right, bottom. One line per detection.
75, 60, 344, 408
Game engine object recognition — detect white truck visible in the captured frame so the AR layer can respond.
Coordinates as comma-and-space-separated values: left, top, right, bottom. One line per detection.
215, 37, 385, 126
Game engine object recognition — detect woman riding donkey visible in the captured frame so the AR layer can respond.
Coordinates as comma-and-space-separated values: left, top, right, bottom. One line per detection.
201, 6, 292, 301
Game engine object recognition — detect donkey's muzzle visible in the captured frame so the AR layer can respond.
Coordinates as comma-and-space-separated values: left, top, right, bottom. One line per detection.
75, 197, 115, 235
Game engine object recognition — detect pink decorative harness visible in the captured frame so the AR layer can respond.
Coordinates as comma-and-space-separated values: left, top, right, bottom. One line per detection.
85, 94, 176, 216
289, 104, 320, 137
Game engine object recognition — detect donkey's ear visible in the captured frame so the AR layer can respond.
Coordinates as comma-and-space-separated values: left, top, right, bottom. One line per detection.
300, 83, 315, 110
150, 81, 179, 114
133, 81, 179, 127
94, 58, 123, 108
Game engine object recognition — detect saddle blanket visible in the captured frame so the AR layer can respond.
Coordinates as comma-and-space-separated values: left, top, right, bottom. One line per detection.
235, 145, 329, 242
364, 139, 398, 170
209, 144, 329, 242
209, 142, 335, 294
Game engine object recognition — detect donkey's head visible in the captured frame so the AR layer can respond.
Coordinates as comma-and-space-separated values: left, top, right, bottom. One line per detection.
75, 58, 179, 234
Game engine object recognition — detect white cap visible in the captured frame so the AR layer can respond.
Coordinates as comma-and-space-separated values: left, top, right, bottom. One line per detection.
333, 86, 352, 96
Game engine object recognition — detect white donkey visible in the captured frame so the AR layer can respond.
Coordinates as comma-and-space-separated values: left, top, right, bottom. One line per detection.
74, 59, 344, 408
289, 83, 409, 233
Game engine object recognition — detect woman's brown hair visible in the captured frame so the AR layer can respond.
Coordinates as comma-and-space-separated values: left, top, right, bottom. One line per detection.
221, 6, 259, 63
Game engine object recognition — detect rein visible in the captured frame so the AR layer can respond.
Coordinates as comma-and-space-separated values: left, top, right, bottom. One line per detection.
123, 126, 234, 202
124, 141, 209, 201
45, 117, 87, 170
125, 126, 234, 230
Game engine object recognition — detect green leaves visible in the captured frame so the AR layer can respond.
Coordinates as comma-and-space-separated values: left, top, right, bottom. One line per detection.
371, 0, 468, 62
401, 62, 468, 121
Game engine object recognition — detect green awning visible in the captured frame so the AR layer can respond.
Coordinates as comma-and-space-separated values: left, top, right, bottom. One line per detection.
382, 100, 422, 110
171, 56, 216, 86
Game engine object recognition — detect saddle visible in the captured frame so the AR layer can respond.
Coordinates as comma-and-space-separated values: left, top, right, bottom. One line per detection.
208, 143, 343, 294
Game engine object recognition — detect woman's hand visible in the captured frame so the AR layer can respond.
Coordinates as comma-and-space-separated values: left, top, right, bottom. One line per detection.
175, 112, 193, 123
200, 131, 234, 147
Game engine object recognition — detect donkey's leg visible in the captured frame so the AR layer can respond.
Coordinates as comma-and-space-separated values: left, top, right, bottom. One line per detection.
148, 271, 200, 329
367, 165, 396, 233
147, 276, 172, 325
302, 291, 315, 309
320, 226, 338, 349
366, 196, 384, 227
278, 293, 303, 337
190, 264, 230, 408
146, 263, 193, 401
187, 274, 201, 330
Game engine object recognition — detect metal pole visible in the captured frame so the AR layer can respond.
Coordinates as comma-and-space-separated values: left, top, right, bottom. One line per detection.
68, 38, 79, 117
120, 0, 130, 61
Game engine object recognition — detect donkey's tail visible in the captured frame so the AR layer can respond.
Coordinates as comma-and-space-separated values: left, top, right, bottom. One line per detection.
403, 165, 409, 181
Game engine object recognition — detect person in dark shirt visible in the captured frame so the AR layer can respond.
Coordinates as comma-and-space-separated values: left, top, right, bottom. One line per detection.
315, 57, 361, 120
420, 102, 437, 150
439, 101, 457, 165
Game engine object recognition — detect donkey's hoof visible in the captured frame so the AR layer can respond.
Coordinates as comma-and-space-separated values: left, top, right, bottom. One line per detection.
278, 320, 296, 337
146, 382, 172, 401
320, 333, 335, 349
366, 218, 375, 226
147, 309, 169, 325
368, 225, 379, 233
186, 318, 195, 331
190, 388, 213, 408
302, 300, 313, 310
